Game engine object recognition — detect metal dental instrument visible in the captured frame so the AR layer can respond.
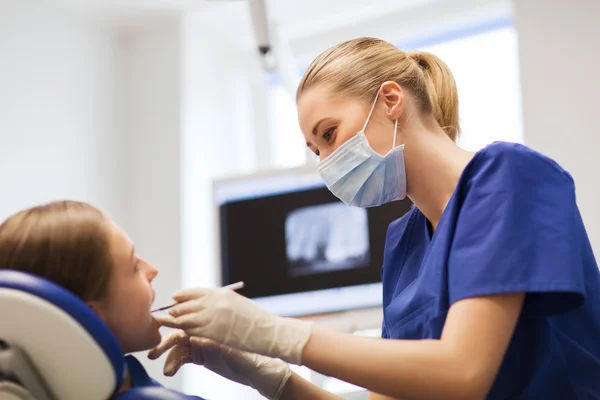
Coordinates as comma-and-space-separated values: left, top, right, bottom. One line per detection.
151, 281, 245, 313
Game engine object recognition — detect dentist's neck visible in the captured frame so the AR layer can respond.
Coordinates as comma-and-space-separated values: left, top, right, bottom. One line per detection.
402, 124, 473, 231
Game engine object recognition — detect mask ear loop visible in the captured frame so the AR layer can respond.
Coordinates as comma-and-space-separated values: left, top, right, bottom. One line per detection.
364, 89, 399, 150
361, 90, 381, 133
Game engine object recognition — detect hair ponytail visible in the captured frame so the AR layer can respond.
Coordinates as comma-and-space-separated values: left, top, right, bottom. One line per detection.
407, 51, 460, 141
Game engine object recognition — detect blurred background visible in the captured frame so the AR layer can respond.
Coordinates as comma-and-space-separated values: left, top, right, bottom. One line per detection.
1, 0, 598, 398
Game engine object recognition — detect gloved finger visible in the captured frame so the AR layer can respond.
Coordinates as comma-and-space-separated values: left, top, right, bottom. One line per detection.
148, 330, 189, 360
187, 337, 223, 365
173, 311, 210, 332
168, 355, 193, 376
172, 287, 212, 302
164, 346, 192, 377
153, 314, 179, 328
189, 336, 223, 358
169, 298, 204, 318
193, 337, 230, 365
189, 336, 221, 349
164, 358, 182, 377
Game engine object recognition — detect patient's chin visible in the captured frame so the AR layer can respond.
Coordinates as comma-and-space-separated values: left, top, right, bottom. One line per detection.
142, 321, 162, 349
123, 332, 161, 354
120, 322, 162, 353
149, 323, 162, 346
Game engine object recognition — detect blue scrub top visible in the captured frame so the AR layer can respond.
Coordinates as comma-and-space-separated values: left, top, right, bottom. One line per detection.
125, 355, 206, 399
381, 142, 600, 399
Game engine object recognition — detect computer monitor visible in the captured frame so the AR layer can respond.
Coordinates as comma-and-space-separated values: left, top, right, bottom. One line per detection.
214, 168, 412, 317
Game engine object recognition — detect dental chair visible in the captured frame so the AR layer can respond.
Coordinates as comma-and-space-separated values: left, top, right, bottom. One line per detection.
0, 270, 191, 400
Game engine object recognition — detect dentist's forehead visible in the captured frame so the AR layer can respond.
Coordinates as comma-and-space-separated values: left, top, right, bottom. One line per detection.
298, 86, 354, 135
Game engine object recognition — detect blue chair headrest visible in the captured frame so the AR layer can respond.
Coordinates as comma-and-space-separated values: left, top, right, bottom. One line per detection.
0, 270, 125, 400
114, 387, 198, 400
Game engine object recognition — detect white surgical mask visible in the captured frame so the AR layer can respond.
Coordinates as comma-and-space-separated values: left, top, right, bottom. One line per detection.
317, 90, 406, 208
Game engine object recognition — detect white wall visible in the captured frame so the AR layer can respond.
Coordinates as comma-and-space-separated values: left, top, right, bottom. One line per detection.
116, 9, 268, 396
513, 0, 600, 254
117, 18, 184, 390
0, 0, 121, 221
178, 9, 267, 399
0, 0, 187, 391
289, 0, 511, 65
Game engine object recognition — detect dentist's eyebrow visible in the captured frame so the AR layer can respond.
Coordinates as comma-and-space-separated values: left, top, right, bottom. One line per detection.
312, 118, 328, 136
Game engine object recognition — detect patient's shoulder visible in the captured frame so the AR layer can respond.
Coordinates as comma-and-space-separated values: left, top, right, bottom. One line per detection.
125, 355, 162, 388
122, 355, 206, 399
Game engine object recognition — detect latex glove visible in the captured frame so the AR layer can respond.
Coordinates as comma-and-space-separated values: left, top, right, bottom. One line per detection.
147, 330, 291, 400
158, 287, 313, 365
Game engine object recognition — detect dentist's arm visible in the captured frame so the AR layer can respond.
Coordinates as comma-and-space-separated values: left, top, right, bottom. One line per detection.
369, 394, 398, 400
163, 288, 523, 400
300, 293, 524, 400
280, 373, 344, 400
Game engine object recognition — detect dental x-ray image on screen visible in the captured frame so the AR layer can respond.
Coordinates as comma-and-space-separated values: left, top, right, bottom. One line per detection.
285, 203, 370, 277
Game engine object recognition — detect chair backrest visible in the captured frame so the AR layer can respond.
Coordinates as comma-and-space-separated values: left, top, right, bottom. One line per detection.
0, 270, 124, 400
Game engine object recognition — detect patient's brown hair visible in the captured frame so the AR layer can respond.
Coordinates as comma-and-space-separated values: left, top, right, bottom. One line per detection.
0, 200, 113, 301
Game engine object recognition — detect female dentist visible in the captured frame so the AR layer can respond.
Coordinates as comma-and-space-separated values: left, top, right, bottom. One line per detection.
150, 37, 600, 400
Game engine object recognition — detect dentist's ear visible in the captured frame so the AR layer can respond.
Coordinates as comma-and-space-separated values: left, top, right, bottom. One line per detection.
380, 81, 405, 121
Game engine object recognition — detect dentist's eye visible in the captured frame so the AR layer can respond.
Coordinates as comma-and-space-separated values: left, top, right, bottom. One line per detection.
323, 128, 335, 142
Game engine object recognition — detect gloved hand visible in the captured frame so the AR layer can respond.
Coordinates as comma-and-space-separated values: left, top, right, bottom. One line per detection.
147, 330, 292, 400
157, 287, 313, 365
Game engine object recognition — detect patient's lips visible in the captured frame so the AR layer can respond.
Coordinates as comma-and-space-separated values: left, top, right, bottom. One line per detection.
149, 281, 245, 313
151, 315, 162, 327
151, 303, 177, 313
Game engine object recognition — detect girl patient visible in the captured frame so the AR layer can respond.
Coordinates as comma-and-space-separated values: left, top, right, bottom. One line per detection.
0, 200, 202, 398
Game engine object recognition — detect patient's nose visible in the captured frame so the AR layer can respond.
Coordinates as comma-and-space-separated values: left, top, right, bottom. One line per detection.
147, 264, 158, 281
139, 257, 158, 281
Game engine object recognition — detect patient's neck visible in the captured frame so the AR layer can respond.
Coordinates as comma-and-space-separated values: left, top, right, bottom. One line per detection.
113, 371, 132, 397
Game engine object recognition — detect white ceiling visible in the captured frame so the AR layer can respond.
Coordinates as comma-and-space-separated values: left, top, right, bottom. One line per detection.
44, 0, 510, 63
45, 0, 217, 29
45, 0, 430, 34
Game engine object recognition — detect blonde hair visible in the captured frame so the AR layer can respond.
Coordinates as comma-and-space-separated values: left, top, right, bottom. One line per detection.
297, 37, 460, 141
